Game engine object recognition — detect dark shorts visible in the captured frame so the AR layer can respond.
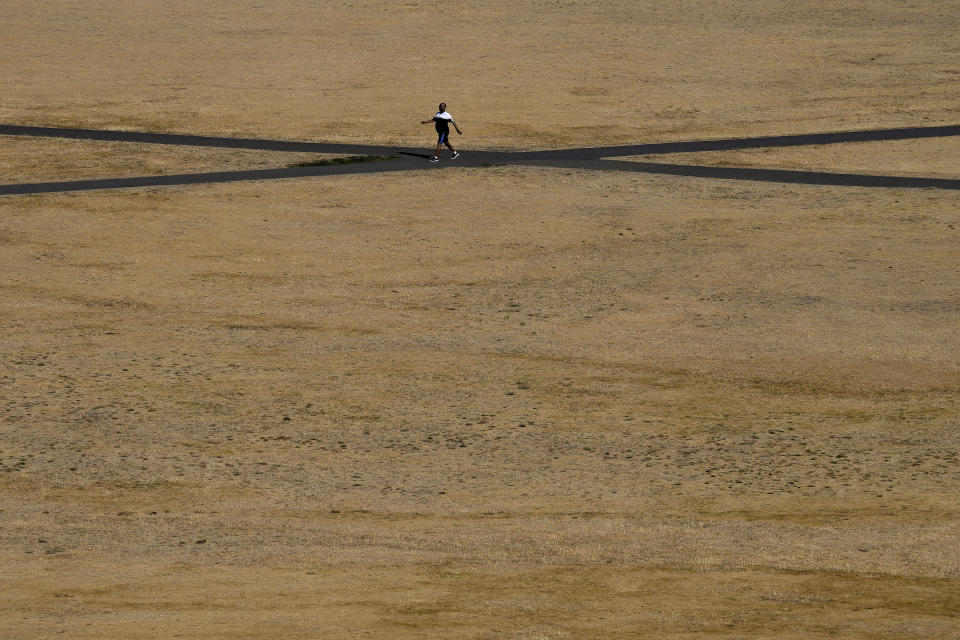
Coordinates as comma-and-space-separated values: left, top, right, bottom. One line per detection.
437, 132, 449, 144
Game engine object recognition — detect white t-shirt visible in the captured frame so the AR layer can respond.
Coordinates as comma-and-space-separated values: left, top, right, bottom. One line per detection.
433, 111, 454, 133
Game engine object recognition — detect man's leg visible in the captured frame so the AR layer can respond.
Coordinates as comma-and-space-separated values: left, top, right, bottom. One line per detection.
431, 133, 445, 160
444, 139, 457, 156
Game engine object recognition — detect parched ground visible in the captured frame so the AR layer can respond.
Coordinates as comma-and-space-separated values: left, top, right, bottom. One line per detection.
3, 0, 959, 146
0, 136, 327, 183
622, 137, 960, 179
1, 1, 959, 638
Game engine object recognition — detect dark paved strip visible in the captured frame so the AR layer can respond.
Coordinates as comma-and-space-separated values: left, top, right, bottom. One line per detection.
529, 124, 960, 159
540, 158, 960, 190
0, 124, 420, 156
7, 123, 957, 160
0, 157, 432, 196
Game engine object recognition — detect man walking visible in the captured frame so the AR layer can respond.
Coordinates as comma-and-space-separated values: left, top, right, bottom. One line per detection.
421, 102, 462, 162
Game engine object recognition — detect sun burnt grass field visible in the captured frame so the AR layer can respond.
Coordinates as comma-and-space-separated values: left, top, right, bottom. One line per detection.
2, 161, 958, 637
2, 0, 959, 638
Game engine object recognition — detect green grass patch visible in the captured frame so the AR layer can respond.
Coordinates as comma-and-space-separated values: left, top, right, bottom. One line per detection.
288, 155, 395, 168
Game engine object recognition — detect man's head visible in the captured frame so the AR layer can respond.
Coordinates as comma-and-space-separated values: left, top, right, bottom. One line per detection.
438, 102, 446, 113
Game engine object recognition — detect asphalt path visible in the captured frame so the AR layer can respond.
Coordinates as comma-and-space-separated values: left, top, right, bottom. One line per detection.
1, 123, 958, 195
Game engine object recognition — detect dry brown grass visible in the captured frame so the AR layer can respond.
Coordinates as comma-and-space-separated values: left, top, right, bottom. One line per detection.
0, 136, 327, 183
2, 1, 959, 638
2, 0, 959, 147
623, 137, 960, 179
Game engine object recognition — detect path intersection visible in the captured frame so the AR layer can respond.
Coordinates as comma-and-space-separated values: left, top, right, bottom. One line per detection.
1, 123, 958, 195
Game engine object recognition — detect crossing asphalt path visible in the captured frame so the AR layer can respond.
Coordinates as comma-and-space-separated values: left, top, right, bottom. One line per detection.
1, 123, 958, 195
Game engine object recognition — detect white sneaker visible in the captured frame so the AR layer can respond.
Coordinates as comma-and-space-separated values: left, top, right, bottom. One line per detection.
429, 156, 439, 162
451, 151, 460, 159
